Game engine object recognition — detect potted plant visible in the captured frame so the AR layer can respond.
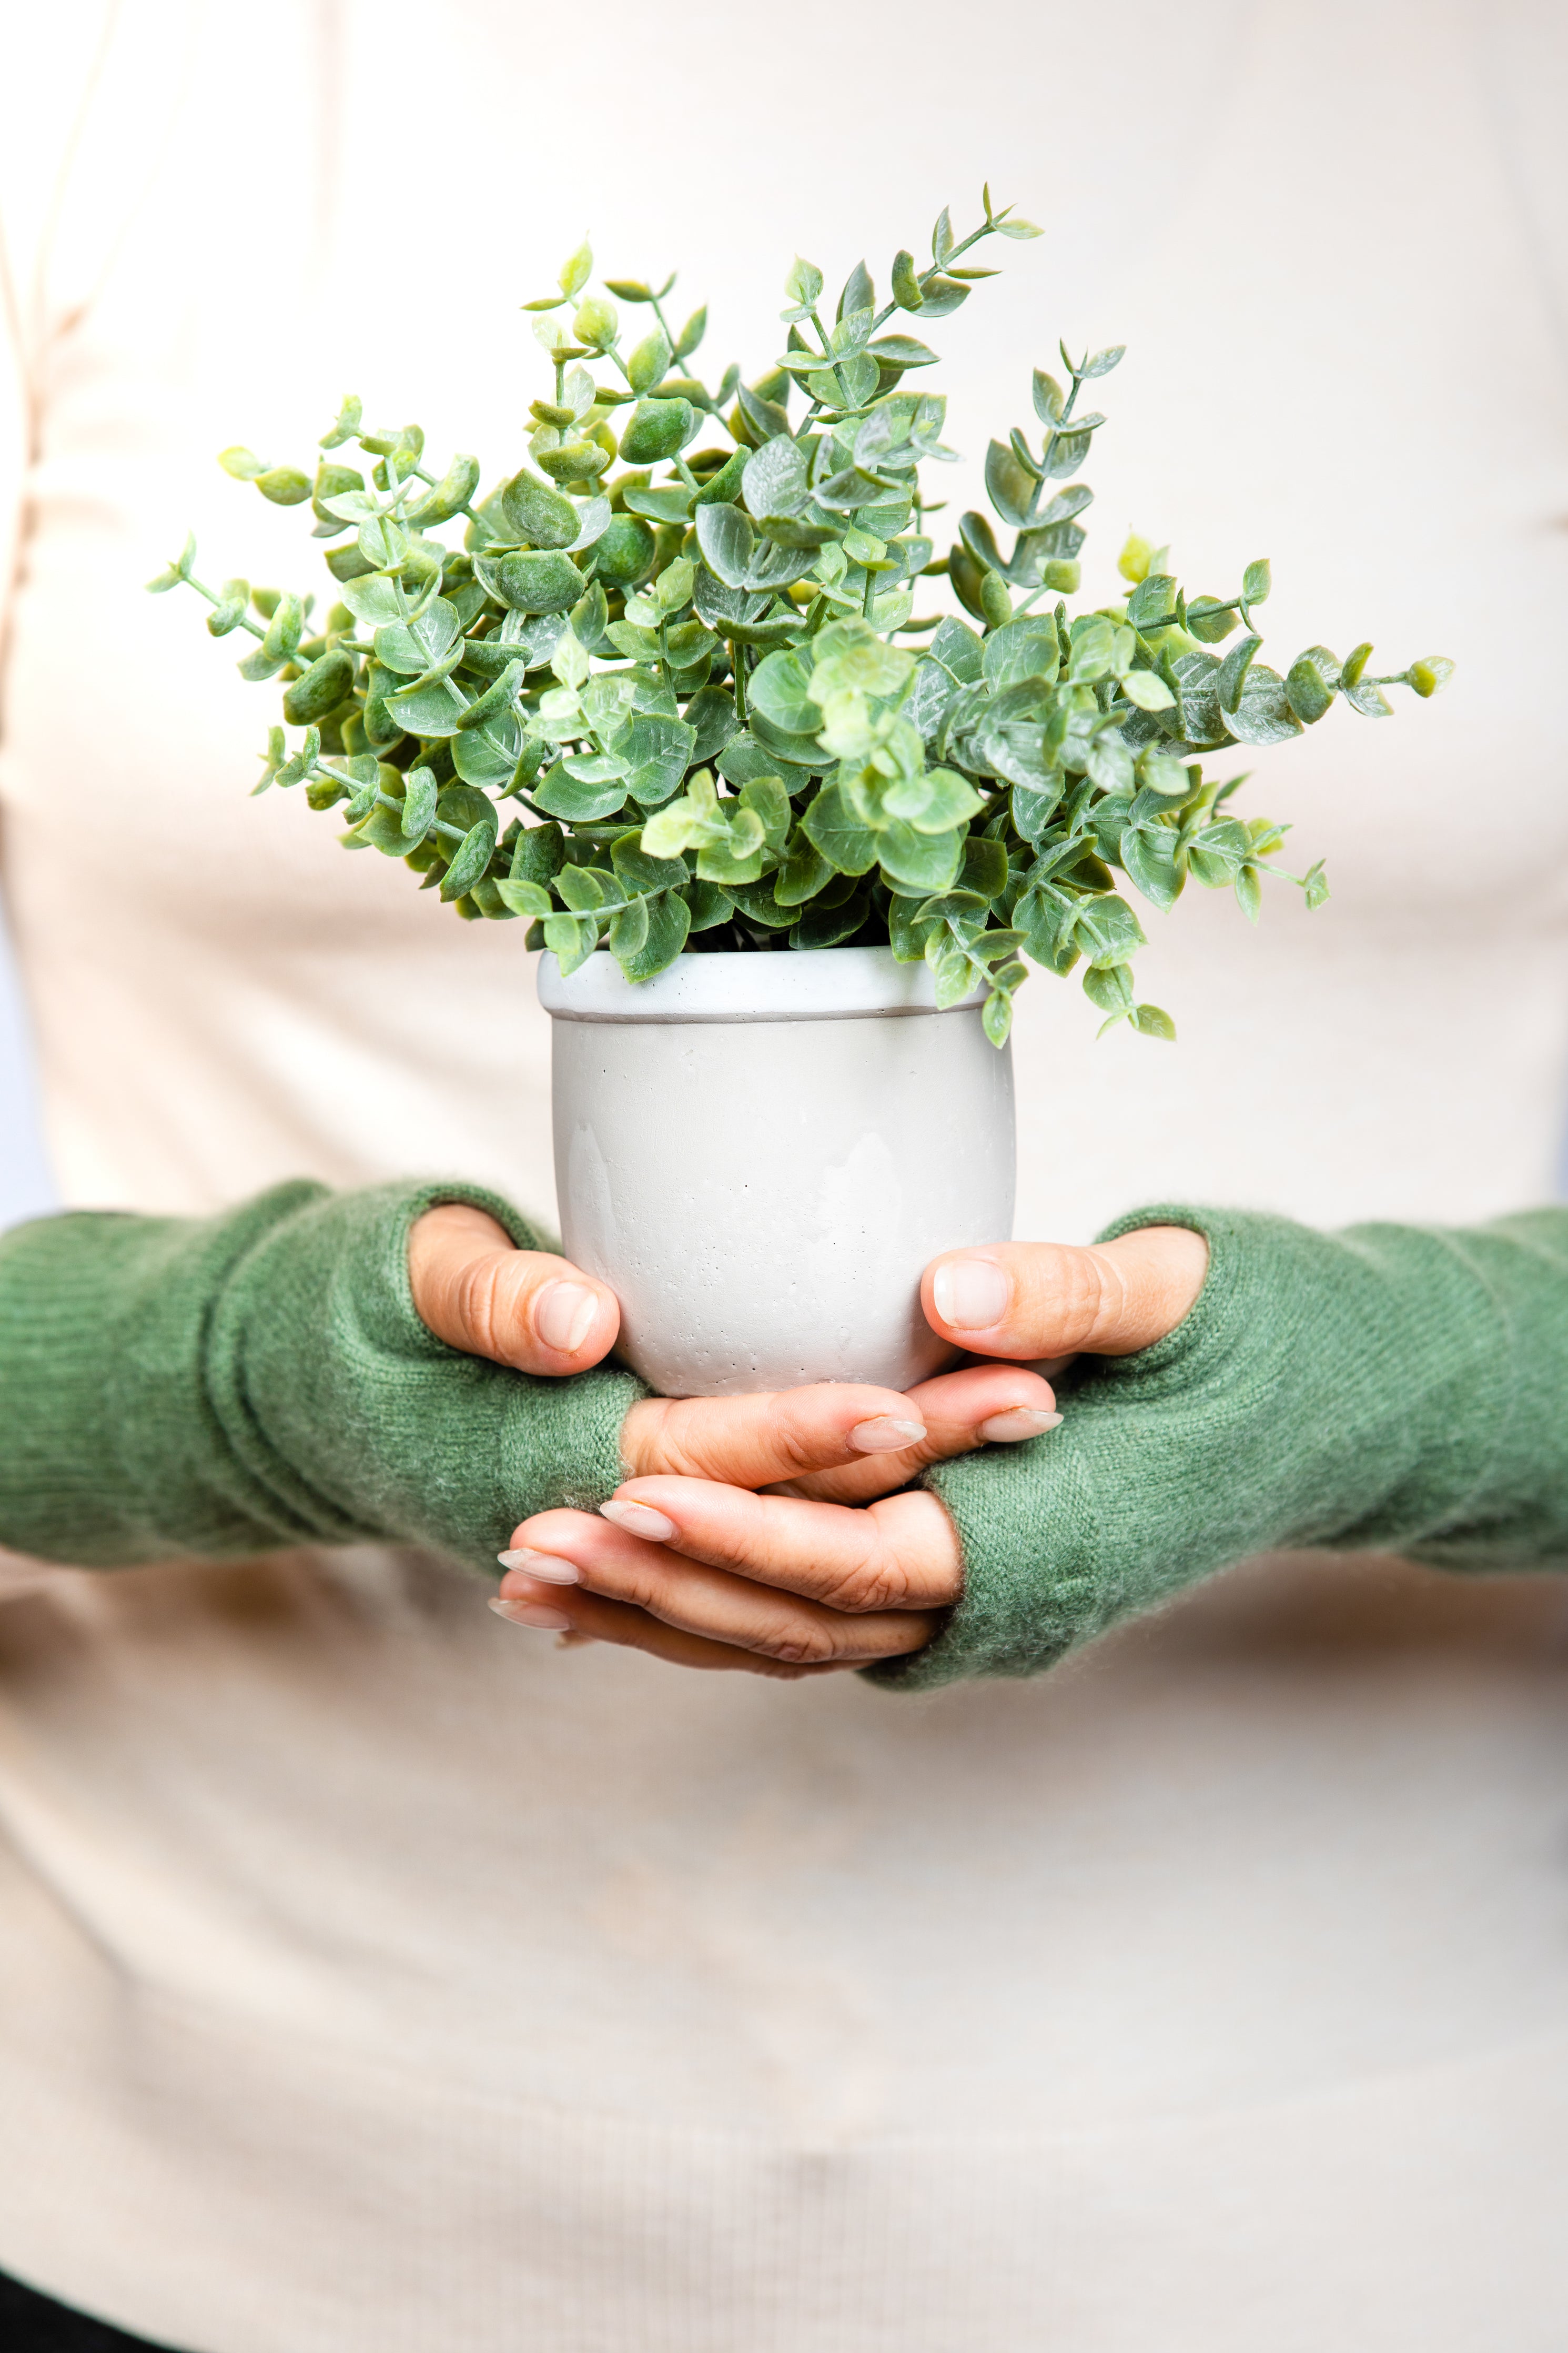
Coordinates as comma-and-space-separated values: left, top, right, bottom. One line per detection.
150, 188, 1450, 1395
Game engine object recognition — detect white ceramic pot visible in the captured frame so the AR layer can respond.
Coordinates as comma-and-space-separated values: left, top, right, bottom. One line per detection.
537, 946, 1016, 1398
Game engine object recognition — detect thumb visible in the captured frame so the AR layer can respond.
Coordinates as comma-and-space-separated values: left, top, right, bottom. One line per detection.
409, 1202, 620, 1375
922, 1228, 1209, 1361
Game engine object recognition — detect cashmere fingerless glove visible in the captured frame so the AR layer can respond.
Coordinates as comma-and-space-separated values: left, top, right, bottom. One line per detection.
0, 1180, 645, 1572
873, 1203, 1568, 1692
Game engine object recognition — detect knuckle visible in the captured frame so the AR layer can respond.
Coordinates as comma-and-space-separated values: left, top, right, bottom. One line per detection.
456, 1255, 508, 1359
753, 1616, 841, 1666
819, 1546, 914, 1615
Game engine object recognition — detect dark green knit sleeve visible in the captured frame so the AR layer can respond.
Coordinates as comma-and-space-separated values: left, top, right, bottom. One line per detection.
0, 1178, 647, 1573
870, 1202, 1568, 1693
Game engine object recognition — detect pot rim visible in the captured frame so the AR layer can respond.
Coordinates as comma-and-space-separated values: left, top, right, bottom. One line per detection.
537, 946, 989, 1024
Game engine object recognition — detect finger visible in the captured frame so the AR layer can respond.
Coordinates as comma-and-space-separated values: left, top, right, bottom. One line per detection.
489, 1583, 851, 1678
922, 1227, 1210, 1362
772, 1361, 1063, 1504
408, 1202, 621, 1374
619, 1381, 934, 1490
498, 1500, 945, 1662
575, 1483, 963, 1620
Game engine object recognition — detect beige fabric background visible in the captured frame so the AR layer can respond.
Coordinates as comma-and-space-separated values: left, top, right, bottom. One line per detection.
1, 4, 1567, 2347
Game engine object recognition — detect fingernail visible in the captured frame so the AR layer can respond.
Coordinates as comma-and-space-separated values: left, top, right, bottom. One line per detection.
535, 1279, 599, 1355
933, 1255, 1011, 1331
601, 1498, 677, 1542
495, 1547, 581, 1585
849, 1416, 927, 1453
978, 1407, 1064, 1443
556, 1629, 598, 1650
488, 1596, 573, 1631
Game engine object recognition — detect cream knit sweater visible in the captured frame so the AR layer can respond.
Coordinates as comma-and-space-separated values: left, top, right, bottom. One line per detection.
3, 5, 1568, 2348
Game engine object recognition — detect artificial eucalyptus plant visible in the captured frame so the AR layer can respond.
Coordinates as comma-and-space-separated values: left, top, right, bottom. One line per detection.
150, 188, 1451, 1045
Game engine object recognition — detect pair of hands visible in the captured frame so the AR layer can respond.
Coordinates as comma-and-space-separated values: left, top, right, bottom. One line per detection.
410, 1205, 1208, 1676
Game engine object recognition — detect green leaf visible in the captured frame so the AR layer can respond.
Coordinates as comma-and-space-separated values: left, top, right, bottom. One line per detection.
555, 864, 608, 913
983, 990, 1014, 1047
749, 647, 822, 739
783, 256, 824, 313
533, 761, 630, 822
1235, 861, 1263, 922
791, 895, 868, 950
409, 454, 480, 527
1241, 557, 1272, 607
543, 910, 599, 974
614, 888, 690, 980
984, 440, 1037, 531
501, 471, 581, 549
1031, 370, 1065, 424
1226, 662, 1303, 748
611, 711, 696, 808
801, 779, 878, 875
510, 823, 565, 886
882, 765, 984, 834
1216, 631, 1262, 715
1131, 1002, 1176, 1040
684, 683, 739, 766
1083, 960, 1135, 1014
960, 835, 1009, 902
1342, 675, 1393, 718
1408, 655, 1456, 698
612, 837, 687, 896
1284, 646, 1340, 725
496, 877, 551, 919
439, 818, 497, 902
484, 551, 586, 614
1120, 668, 1175, 712
281, 648, 355, 726
982, 615, 1059, 690
773, 833, 832, 907
400, 766, 438, 843
618, 398, 695, 465
876, 822, 964, 896
628, 326, 673, 394
1185, 597, 1240, 645
684, 879, 734, 931
891, 250, 925, 311
218, 446, 268, 480
373, 596, 460, 677
1121, 822, 1182, 912
1073, 894, 1146, 968
869, 335, 939, 369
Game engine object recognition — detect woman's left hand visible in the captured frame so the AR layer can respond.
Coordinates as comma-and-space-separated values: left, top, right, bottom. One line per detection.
491, 1358, 1060, 1675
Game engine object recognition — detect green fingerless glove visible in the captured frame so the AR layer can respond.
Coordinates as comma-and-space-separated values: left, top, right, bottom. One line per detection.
0, 1180, 646, 1573
871, 1203, 1568, 1693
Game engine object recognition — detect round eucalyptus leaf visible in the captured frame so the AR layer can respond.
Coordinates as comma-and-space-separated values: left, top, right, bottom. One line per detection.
501, 471, 581, 549
618, 399, 695, 465
488, 551, 587, 614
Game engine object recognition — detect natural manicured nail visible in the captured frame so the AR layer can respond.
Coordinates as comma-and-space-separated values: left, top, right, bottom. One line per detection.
488, 1596, 573, 1631
601, 1497, 677, 1542
534, 1279, 599, 1354
977, 1407, 1064, 1443
496, 1547, 581, 1585
849, 1416, 927, 1453
932, 1255, 1011, 1331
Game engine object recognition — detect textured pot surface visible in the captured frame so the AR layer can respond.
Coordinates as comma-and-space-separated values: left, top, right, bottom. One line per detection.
538, 947, 1016, 1397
